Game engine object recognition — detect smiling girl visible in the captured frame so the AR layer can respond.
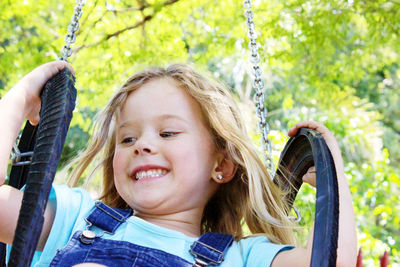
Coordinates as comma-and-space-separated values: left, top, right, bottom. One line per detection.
0, 61, 357, 266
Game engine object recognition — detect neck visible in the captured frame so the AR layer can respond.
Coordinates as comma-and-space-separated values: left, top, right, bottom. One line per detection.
135, 208, 203, 237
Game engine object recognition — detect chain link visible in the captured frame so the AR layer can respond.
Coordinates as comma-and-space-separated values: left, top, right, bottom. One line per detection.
59, 0, 86, 61
243, 0, 275, 177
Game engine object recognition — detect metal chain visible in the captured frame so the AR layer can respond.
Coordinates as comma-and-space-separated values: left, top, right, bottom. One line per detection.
59, 0, 86, 61
243, 0, 275, 177
10, 1, 86, 166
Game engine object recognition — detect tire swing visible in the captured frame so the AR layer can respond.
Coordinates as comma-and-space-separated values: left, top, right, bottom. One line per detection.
0, 1, 84, 266
2, 0, 338, 266
243, 1, 339, 266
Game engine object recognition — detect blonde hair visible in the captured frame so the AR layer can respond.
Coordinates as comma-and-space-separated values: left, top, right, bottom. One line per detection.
68, 64, 296, 244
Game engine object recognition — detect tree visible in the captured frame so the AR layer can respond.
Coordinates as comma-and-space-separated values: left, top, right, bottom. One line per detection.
1, 0, 399, 264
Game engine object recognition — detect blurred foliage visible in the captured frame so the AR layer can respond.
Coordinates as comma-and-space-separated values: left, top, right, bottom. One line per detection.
1, 0, 399, 265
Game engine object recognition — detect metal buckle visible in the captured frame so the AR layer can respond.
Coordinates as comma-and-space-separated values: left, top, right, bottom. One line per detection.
288, 206, 302, 222
95, 201, 127, 222
79, 217, 117, 245
193, 258, 208, 267
11, 143, 33, 166
190, 240, 224, 266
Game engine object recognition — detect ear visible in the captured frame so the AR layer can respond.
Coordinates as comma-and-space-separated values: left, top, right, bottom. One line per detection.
211, 152, 237, 184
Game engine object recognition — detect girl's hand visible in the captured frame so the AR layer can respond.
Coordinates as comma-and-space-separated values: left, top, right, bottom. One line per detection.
302, 166, 316, 187
288, 121, 336, 147
289, 122, 332, 188
289, 120, 344, 183
0, 62, 73, 245
288, 121, 342, 168
12, 61, 74, 125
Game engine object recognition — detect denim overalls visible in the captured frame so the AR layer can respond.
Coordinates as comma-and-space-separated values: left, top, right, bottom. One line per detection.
50, 202, 233, 266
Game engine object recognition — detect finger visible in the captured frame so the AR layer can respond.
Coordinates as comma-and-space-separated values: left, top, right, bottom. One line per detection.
28, 116, 40, 126
288, 121, 331, 137
302, 173, 312, 183
295, 121, 329, 133
23, 61, 76, 95
288, 121, 311, 137
51, 60, 75, 75
287, 126, 299, 137
37, 61, 75, 77
288, 122, 306, 137
302, 167, 317, 187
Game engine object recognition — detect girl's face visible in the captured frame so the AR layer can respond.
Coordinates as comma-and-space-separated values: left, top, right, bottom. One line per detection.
113, 78, 219, 218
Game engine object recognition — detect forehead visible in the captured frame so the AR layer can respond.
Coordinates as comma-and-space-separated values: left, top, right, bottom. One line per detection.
118, 78, 207, 126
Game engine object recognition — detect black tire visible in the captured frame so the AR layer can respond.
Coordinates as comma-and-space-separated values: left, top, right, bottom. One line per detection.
7, 68, 76, 266
274, 128, 339, 267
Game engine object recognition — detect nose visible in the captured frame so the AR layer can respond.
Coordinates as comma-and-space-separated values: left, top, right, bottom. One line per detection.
133, 137, 156, 156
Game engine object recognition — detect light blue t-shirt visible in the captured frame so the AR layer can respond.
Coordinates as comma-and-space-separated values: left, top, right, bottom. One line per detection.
19, 184, 293, 266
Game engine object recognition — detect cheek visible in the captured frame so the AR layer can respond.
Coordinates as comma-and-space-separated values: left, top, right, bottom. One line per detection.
175, 142, 215, 177
112, 149, 126, 176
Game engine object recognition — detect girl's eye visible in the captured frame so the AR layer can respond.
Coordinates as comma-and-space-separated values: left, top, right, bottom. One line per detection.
121, 137, 136, 144
160, 132, 178, 138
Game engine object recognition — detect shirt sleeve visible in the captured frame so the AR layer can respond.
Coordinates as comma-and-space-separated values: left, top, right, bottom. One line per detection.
240, 236, 294, 267
26, 184, 94, 266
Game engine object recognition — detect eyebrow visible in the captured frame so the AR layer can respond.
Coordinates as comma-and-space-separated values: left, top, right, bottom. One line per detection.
117, 114, 189, 130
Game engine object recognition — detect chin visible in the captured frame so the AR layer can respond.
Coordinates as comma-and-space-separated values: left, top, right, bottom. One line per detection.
129, 197, 168, 213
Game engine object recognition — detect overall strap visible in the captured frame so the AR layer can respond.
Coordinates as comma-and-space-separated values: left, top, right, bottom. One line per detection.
190, 232, 234, 266
86, 201, 133, 234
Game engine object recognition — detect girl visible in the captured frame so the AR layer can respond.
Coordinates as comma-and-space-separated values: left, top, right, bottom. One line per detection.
0, 61, 357, 266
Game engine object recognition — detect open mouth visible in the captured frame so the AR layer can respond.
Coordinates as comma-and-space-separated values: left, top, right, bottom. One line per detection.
134, 169, 168, 180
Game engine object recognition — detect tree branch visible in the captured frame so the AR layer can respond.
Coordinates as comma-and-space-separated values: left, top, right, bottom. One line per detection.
73, 0, 181, 54
79, 10, 108, 48
137, 0, 148, 49
78, 0, 101, 35
74, 15, 152, 53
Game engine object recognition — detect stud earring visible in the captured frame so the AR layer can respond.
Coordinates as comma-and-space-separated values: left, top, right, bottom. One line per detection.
216, 174, 223, 180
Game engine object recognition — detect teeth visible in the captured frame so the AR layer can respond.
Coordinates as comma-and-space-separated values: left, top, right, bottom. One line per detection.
135, 169, 167, 180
